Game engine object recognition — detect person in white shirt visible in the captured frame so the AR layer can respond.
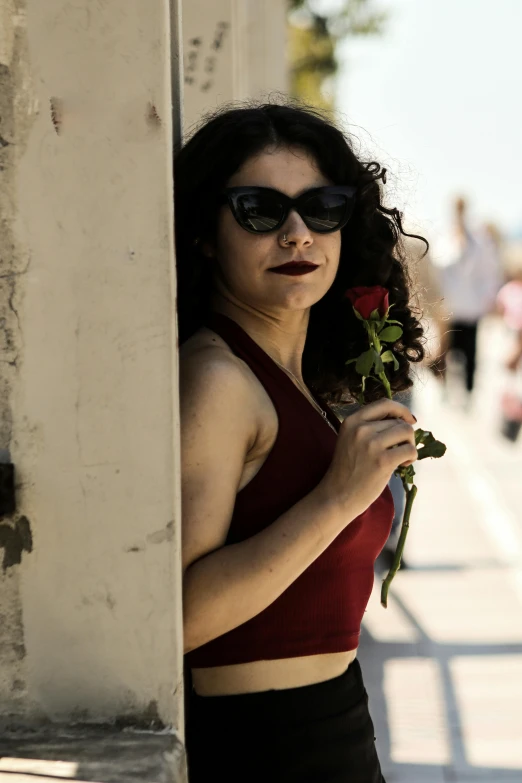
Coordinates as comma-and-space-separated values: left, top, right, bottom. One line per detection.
436, 197, 503, 395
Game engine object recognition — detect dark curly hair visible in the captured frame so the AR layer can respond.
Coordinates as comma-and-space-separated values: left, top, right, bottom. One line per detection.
174, 101, 427, 403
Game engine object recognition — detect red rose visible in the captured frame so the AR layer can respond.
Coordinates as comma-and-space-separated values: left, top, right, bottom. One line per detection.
345, 285, 390, 320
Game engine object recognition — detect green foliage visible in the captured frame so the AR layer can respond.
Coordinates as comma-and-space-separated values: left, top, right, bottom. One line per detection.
288, 0, 388, 109
381, 350, 399, 371
398, 463, 416, 486
355, 348, 375, 377
379, 325, 403, 343
415, 430, 448, 460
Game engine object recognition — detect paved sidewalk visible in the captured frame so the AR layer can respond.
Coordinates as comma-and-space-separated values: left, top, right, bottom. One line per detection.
360, 321, 522, 783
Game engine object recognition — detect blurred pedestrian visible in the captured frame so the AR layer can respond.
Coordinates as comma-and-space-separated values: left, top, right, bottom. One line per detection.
496, 264, 522, 441
437, 197, 503, 400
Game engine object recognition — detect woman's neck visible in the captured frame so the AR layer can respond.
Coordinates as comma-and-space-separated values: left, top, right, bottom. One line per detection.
209, 296, 309, 379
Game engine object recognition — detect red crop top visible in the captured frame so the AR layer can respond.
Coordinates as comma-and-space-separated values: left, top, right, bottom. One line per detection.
186, 313, 394, 668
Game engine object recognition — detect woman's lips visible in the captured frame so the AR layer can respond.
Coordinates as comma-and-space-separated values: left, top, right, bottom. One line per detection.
269, 263, 319, 276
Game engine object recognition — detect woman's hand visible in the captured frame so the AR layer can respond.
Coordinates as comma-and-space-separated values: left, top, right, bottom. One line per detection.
318, 399, 418, 519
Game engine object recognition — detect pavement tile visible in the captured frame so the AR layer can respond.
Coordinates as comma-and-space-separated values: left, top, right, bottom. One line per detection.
392, 569, 522, 644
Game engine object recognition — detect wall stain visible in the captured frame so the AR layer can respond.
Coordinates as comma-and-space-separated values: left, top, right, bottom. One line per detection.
49, 97, 63, 135
80, 589, 116, 611
146, 520, 174, 545
0, 515, 32, 569
11, 678, 24, 693
146, 102, 162, 129
114, 699, 164, 731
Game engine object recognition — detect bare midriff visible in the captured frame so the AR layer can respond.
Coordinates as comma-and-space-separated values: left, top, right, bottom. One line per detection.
191, 649, 358, 696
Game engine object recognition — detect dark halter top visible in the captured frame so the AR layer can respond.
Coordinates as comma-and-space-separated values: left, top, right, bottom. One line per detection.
186, 312, 394, 668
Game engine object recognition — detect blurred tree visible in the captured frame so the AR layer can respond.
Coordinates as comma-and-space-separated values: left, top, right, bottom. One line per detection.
288, 0, 388, 109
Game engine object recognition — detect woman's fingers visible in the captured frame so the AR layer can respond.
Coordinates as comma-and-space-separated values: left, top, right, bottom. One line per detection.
389, 442, 418, 465
356, 398, 417, 426
377, 420, 416, 451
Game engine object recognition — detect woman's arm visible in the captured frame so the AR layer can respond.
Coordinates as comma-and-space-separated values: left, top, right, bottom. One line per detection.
180, 347, 353, 654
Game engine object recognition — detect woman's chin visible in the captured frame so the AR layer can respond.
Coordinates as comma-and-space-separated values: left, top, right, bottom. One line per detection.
275, 287, 330, 310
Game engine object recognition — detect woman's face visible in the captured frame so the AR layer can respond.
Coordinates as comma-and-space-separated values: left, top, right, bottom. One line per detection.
209, 146, 342, 316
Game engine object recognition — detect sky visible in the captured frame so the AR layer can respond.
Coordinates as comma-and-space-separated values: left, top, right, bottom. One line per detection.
335, 0, 522, 243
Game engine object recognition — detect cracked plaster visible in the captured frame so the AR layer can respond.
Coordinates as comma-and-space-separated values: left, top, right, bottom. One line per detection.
0, 0, 36, 719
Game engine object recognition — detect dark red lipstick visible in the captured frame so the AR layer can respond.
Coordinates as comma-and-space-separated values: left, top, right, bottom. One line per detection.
269, 261, 319, 276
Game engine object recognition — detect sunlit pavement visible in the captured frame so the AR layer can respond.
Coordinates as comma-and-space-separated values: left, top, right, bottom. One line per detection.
360, 315, 522, 783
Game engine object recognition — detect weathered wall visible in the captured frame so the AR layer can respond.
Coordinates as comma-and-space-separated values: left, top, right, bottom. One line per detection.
182, 0, 288, 133
0, 0, 289, 735
0, 0, 36, 719
1, 0, 184, 727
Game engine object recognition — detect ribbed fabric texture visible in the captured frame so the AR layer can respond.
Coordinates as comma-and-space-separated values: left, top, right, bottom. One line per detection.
186, 313, 394, 668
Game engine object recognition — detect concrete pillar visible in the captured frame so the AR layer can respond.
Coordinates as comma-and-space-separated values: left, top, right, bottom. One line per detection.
182, 0, 288, 133
242, 0, 288, 101
0, 0, 184, 731
0, 0, 31, 721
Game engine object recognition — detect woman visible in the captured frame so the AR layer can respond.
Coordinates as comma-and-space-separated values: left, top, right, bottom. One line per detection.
176, 103, 424, 783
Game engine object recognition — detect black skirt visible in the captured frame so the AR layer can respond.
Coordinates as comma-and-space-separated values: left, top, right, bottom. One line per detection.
185, 658, 386, 783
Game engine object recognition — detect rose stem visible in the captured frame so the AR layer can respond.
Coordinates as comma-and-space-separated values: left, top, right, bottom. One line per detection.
366, 320, 419, 607
368, 325, 394, 401
378, 371, 393, 400
381, 481, 418, 607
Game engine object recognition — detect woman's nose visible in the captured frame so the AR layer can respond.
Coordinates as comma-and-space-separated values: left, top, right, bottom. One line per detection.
280, 211, 313, 247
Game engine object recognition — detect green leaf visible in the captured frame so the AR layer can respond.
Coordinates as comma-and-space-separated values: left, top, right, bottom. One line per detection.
379, 325, 403, 343
414, 428, 431, 445
352, 307, 363, 321
384, 319, 403, 326
369, 308, 381, 321
381, 350, 399, 371
355, 348, 374, 376
418, 440, 447, 460
414, 429, 447, 460
345, 357, 357, 366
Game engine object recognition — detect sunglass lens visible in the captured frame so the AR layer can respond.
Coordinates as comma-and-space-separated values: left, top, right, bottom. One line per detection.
235, 192, 285, 232
302, 193, 353, 232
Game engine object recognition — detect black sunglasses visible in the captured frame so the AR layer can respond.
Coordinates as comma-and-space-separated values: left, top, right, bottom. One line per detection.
221, 185, 357, 235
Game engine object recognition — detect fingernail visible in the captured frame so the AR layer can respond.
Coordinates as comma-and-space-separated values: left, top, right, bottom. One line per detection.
412, 414, 418, 422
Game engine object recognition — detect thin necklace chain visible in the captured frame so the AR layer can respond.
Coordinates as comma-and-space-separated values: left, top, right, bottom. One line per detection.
271, 357, 338, 435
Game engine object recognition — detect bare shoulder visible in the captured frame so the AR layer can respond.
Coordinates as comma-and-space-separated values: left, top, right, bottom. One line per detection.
179, 327, 265, 571
180, 326, 244, 373
180, 327, 258, 418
